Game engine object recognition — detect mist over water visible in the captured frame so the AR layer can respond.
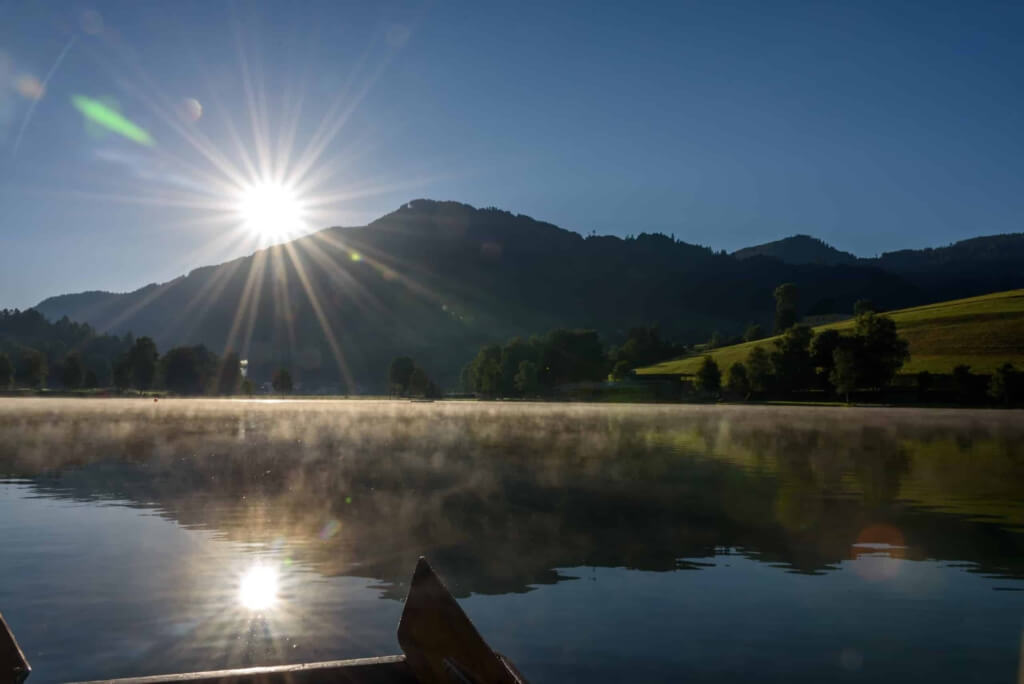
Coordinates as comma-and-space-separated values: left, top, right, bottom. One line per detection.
1, 399, 1022, 683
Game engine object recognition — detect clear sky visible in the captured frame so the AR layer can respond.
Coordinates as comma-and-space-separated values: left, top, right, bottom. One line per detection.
2, 0, 1023, 308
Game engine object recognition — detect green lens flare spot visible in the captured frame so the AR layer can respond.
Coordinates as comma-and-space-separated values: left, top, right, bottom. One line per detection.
71, 95, 154, 146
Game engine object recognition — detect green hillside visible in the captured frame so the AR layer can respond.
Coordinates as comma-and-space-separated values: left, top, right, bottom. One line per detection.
638, 289, 1024, 377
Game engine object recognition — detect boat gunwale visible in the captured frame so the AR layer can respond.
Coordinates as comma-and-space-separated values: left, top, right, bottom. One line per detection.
67, 655, 415, 684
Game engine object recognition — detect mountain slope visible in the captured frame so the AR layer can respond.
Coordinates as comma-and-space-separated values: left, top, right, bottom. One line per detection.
33, 200, 1022, 391
638, 289, 1024, 377
733, 235, 858, 265
873, 233, 1024, 270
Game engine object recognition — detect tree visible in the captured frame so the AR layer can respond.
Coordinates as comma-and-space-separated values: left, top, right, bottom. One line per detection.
830, 347, 858, 403
539, 329, 606, 388
810, 329, 841, 371
854, 312, 909, 389
774, 283, 798, 333
128, 337, 159, 390
426, 381, 442, 399
708, 330, 724, 349
854, 299, 876, 316
16, 350, 47, 388
610, 360, 632, 381
160, 345, 218, 395
388, 356, 415, 395
746, 346, 773, 394
408, 366, 430, 397
810, 329, 842, 387
459, 362, 475, 393
694, 356, 721, 395
988, 362, 1016, 405
514, 360, 540, 395
241, 378, 254, 396
163, 346, 208, 395
744, 323, 764, 343
0, 352, 11, 388
500, 338, 540, 396
62, 353, 83, 389
214, 351, 242, 395
915, 371, 932, 401
83, 369, 99, 389
469, 345, 503, 397
952, 364, 974, 401
113, 354, 132, 390
771, 325, 814, 393
611, 326, 681, 369
272, 368, 294, 394
726, 362, 750, 398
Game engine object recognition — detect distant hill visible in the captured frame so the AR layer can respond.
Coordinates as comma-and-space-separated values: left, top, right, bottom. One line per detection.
638, 289, 1024, 377
33, 200, 1024, 390
733, 234, 858, 266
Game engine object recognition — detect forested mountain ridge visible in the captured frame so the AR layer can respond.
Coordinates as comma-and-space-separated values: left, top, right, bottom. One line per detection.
33, 200, 1023, 391
733, 235, 858, 266
872, 233, 1024, 269
734, 232, 1024, 272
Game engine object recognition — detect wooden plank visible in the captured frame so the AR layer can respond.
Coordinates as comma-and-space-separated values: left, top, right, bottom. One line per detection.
397, 558, 525, 684
69, 655, 416, 684
0, 611, 31, 684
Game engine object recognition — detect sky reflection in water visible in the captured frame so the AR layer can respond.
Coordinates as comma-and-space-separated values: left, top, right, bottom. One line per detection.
0, 399, 1022, 683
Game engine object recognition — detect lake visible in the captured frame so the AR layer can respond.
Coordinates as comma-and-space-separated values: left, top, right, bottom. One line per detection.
1, 398, 1022, 683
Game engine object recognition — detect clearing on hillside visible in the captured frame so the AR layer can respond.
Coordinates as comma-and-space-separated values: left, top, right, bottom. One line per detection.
637, 288, 1024, 377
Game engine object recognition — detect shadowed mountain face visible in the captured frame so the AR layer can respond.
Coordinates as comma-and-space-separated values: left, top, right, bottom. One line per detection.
34, 201, 1024, 390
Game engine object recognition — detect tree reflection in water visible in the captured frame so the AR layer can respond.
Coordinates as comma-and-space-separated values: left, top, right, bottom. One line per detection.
1, 399, 1023, 597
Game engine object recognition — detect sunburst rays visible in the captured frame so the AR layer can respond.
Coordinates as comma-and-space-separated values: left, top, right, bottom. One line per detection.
11, 8, 464, 391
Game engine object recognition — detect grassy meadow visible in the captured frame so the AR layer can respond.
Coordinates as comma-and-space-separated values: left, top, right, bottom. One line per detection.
638, 288, 1024, 377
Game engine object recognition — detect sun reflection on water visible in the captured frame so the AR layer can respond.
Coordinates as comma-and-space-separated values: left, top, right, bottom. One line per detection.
239, 564, 279, 611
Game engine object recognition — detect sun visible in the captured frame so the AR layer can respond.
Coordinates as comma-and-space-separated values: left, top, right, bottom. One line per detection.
236, 181, 306, 244
239, 564, 279, 611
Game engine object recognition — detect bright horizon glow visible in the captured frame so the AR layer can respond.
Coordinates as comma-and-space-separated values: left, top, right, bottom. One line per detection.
236, 182, 307, 245
239, 564, 279, 610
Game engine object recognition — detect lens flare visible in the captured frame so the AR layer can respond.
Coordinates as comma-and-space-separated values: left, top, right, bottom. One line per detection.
71, 95, 154, 145
239, 564, 279, 610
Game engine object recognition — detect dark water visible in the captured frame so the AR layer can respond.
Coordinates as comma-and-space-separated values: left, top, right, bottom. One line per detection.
1, 399, 1023, 683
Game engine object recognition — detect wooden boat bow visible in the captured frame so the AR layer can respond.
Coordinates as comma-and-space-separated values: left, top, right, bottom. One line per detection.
0, 612, 30, 684
0, 558, 526, 684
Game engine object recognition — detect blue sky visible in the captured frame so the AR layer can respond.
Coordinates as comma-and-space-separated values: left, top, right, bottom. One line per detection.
1, 0, 1023, 308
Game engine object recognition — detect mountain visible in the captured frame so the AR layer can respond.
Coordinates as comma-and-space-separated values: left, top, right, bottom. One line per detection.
874, 233, 1024, 270
733, 235, 858, 265
33, 200, 1024, 391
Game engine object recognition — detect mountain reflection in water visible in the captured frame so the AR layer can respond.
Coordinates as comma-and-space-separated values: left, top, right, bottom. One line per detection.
1, 399, 1022, 683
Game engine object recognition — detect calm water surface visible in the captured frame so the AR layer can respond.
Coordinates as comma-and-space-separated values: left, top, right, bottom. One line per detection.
1, 399, 1023, 683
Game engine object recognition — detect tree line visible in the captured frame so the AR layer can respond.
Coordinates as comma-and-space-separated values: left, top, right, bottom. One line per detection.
109, 341, 296, 395
693, 310, 910, 401
388, 356, 442, 398
690, 283, 1022, 404
458, 326, 682, 398
690, 315, 1023, 405
0, 308, 130, 390
0, 308, 299, 395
